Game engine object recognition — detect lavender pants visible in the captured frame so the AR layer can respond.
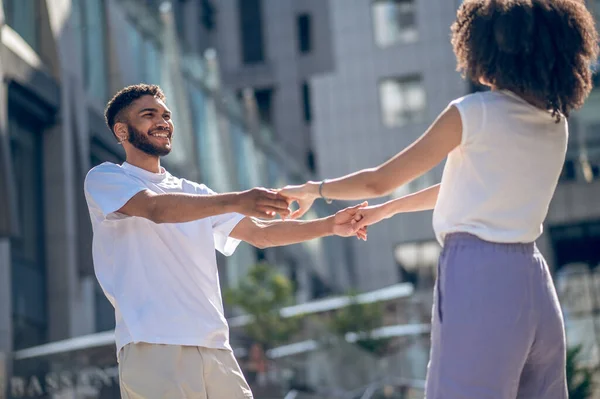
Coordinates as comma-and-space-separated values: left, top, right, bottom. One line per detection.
425, 233, 567, 399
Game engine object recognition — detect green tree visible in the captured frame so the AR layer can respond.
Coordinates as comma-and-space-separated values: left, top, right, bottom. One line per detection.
328, 292, 391, 355
567, 345, 596, 399
224, 263, 300, 348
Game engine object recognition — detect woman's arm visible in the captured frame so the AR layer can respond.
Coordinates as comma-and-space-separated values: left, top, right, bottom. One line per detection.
350, 184, 440, 230
229, 202, 369, 248
280, 105, 461, 218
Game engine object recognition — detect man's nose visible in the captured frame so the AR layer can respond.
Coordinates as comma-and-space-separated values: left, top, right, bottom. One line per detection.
156, 118, 169, 129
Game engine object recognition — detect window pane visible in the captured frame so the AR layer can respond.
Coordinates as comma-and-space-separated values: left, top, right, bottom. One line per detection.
302, 82, 312, 123
243, 134, 261, 188
9, 118, 43, 268
4, 0, 37, 50
144, 39, 162, 85
231, 123, 252, 190
189, 86, 213, 186
239, 0, 265, 64
83, 0, 107, 102
126, 20, 144, 79
372, 0, 417, 47
297, 13, 312, 54
8, 113, 47, 350
254, 88, 273, 125
379, 76, 426, 127
71, 0, 84, 68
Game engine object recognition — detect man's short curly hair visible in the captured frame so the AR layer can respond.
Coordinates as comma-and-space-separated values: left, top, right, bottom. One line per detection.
452, 0, 599, 119
104, 84, 166, 136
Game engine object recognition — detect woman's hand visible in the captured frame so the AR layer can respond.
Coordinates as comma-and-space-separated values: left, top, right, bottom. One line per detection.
278, 183, 318, 219
351, 204, 389, 230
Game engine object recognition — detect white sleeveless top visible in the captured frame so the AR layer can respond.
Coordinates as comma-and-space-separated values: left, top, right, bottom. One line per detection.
433, 90, 568, 245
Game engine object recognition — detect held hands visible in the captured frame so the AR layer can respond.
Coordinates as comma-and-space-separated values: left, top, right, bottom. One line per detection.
332, 202, 369, 241
236, 188, 291, 219
278, 183, 317, 219
350, 204, 388, 231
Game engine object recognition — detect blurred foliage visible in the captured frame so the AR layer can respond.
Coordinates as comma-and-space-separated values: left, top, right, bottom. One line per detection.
328, 291, 391, 355
567, 345, 596, 399
224, 263, 301, 348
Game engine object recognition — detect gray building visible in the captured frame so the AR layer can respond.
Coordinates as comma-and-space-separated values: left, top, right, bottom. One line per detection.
173, 0, 336, 173
309, 0, 466, 291
0, 0, 356, 397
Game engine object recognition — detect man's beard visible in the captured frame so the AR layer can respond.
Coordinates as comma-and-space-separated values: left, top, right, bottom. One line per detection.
127, 124, 172, 157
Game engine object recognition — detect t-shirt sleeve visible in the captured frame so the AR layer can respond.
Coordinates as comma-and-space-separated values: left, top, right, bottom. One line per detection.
186, 181, 245, 256
84, 163, 147, 220
449, 93, 485, 147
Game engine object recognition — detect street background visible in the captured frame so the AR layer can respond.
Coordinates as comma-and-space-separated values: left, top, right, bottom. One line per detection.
0, 0, 599, 398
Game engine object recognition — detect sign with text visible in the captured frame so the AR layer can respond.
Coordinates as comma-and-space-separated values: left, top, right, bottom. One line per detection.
10, 366, 119, 398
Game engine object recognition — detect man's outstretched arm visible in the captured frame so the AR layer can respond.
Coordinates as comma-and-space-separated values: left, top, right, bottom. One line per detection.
229, 202, 368, 249
117, 188, 291, 223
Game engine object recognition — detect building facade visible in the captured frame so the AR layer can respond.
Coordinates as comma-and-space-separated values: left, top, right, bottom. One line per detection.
173, 0, 336, 174
0, 0, 356, 397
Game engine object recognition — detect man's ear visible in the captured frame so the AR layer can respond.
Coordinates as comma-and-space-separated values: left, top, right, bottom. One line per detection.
114, 122, 128, 143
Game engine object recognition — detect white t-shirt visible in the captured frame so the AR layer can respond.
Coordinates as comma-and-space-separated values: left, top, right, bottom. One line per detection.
84, 162, 245, 356
433, 90, 568, 245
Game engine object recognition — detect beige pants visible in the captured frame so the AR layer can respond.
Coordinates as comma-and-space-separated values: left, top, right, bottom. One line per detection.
118, 343, 253, 399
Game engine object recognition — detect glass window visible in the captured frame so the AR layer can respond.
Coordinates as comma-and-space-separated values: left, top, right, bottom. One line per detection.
372, 0, 417, 47
3, 0, 38, 50
306, 150, 316, 173
301, 81, 312, 123
144, 38, 162, 85
8, 111, 47, 350
379, 76, 426, 127
125, 19, 163, 86
126, 20, 144, 75
242, 135, 261, 188
189, 85, 214, 186
297, 13, 312, 54
254, 88, 273, 126
71, 0, 84, 67
82, 0, 108, 102
238, 0, 265, 64
200, 0, 217, 31
230, 123, 252, 190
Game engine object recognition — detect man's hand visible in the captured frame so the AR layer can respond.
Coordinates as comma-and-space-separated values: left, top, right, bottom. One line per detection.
331, 202, 369, 240
234, 188, 291, 219
350, 204, 389, 230
278, 183, 319, 219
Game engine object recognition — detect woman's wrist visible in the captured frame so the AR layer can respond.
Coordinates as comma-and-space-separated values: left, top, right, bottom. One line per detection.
383, 199, 404, 218
305, 181, 322, 199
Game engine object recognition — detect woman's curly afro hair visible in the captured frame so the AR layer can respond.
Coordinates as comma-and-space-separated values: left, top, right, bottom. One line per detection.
452, 0, 599, 120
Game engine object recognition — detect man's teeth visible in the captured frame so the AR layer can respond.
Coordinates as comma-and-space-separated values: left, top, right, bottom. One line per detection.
152, 133, 169, 138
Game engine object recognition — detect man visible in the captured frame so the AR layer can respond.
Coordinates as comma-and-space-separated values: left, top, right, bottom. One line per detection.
84, 84, 367, 399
